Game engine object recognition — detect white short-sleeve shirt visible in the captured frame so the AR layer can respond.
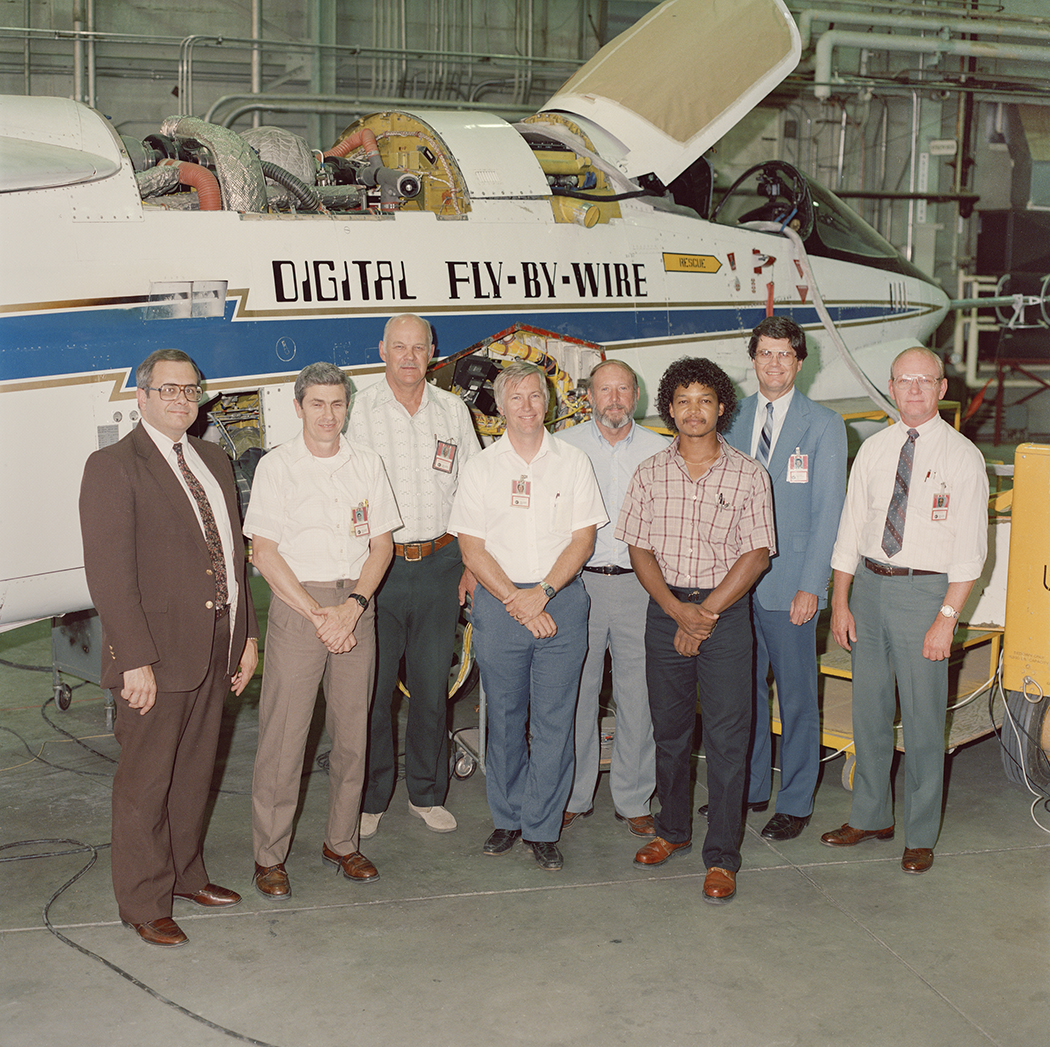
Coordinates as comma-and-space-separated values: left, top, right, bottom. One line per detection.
244, 432, 402, 581
448, 430, 608, 582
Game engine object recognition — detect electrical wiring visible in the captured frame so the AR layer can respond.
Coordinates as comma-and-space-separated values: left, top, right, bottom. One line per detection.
1, 838, 286, 1047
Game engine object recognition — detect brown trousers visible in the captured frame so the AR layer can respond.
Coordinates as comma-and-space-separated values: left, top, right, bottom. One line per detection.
252, 584, 375, 866
111, 615, 231, 924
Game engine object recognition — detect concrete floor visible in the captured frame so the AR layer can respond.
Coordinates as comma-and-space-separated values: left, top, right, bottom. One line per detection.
1, 587, 1047, 1047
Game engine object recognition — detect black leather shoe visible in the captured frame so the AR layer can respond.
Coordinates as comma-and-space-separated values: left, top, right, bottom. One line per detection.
698, 801, 768, 819
483, 828, 521, 855
524, 840, 563, 871
760, 813, 810, 841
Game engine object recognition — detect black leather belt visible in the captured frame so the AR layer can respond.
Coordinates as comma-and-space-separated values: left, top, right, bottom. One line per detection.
582, 564, 633, 575
215, 603, 230, 620
864, 557, 941, 578
395, 533, 455, 561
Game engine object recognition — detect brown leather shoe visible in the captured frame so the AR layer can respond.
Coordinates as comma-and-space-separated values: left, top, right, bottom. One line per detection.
322, 844, 379, 883
121, 916, 188, 947
901, 847, 934, 874
173, 882, 241, 907
820, 822, 895, 847
562, 808, 593, 830
253, 862, 291, 899
703, 867, 736, 904
633, 836, 692, 868
615, 813, 656, 838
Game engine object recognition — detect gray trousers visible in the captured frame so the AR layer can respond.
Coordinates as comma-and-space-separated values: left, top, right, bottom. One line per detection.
566, 571, 655, 818
848, 566, 950, 849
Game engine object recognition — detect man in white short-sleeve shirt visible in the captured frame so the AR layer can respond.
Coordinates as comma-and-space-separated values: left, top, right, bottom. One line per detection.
245, 362, 400, 899
448, 362, 607, 871
348, 314, 479, 838
822, 346, 987, 875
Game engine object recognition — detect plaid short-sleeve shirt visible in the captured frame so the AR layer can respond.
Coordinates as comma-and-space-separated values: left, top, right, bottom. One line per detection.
615, 435, 776, 589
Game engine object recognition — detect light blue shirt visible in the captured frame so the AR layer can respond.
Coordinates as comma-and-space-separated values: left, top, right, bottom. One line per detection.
556, 419, 669, 570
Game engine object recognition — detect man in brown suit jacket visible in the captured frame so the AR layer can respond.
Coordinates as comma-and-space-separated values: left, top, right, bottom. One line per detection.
79, 349, 258, 947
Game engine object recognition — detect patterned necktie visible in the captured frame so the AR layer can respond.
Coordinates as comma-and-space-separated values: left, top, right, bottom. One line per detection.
756, 401, 774, 467
881, 428, 919, 558
174, 442, 228, 608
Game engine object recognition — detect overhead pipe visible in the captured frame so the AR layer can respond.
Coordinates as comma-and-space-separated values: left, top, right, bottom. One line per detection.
814, 30, 1050, 100
799, 7, 1050, 51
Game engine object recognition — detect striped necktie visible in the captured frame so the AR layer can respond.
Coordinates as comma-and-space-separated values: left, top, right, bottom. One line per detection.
881, 428, 919, 558
174, 442, 228, 609
756, 401, 774, 467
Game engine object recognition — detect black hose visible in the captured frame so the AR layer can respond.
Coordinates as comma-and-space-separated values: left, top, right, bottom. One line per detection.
260, 161, 322, 212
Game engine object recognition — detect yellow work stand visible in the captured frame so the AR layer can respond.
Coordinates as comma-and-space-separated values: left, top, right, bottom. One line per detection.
767, 625, 1004, 789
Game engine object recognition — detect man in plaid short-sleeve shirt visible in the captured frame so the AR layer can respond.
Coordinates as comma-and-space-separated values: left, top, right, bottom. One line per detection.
616, 357, 775, 904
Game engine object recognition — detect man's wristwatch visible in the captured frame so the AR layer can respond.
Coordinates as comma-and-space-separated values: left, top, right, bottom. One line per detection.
539, 580, 556, 600
348, 592, 369, 609
939, 604, 959, 620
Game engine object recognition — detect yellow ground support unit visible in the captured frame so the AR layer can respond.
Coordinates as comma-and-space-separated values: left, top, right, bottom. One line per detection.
1003, 444, 1050, 698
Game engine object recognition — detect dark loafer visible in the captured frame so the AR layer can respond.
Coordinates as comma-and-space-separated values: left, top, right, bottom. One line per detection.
820, 822, 895, 847
698, 801, 767, 818
253, 862, 291, 899
760, 813, 810, 841
483, 828, 521, 855
122, 916, 188, 947
615, 812, 656, 838
173, 882, 241, 907
901, 847, 934, 874
322, 844, 379, 883
702, 867, 736, 904
561, 808, 593, 830
633, 836, 692, 868
524, 840, 563, 871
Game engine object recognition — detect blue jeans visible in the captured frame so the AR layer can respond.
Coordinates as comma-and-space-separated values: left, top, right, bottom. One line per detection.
472, 578, 589, 842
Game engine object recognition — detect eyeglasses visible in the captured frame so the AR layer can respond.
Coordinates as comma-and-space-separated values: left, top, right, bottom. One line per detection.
755, 350, 797, 362
891, 375, 941, 389
144, 383, 204, 402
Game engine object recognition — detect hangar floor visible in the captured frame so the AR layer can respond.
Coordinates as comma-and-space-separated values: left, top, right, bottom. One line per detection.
1, 582, 1046, 1047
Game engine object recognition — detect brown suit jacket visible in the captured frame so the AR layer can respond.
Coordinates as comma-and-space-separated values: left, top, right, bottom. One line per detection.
79, 423, 256, 691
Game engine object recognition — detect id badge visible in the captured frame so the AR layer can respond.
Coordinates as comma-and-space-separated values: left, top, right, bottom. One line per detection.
786, 448, 809, 484
433, 438, 457, 473
931, 493, 950, 521
352, 500, 370, 537
511, 476, 531, 508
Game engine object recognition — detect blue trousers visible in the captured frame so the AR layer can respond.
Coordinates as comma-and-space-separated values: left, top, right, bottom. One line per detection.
748, 600, 820, 816
848, 566, 949, 849
471, 578, 589, 842
645, 590, 752, 872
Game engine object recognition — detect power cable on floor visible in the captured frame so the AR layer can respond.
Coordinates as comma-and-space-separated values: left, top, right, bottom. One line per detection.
1, 838, 287, 1047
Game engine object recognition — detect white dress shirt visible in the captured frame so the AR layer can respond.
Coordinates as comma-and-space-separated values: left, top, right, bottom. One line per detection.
830, 415, 988, 582
749, 387, 795, 461
140, 419, 239, 619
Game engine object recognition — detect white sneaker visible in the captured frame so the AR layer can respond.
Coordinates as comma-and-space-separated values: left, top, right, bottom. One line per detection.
360, 810, 384, 839
408, 802, 458, 833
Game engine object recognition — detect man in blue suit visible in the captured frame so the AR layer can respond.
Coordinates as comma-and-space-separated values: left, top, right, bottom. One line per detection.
723, 317, 846, 840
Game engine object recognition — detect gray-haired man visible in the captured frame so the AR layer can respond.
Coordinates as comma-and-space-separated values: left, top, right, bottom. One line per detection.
246, 362, 400, 898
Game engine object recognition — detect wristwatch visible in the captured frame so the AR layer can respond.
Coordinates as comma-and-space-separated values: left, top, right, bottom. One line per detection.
939, 604, 959, 620
348, 592, 369, 609
539, 580, 556, 600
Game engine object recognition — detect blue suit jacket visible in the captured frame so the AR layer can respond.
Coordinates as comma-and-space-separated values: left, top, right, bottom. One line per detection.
725, 390, 846, 611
